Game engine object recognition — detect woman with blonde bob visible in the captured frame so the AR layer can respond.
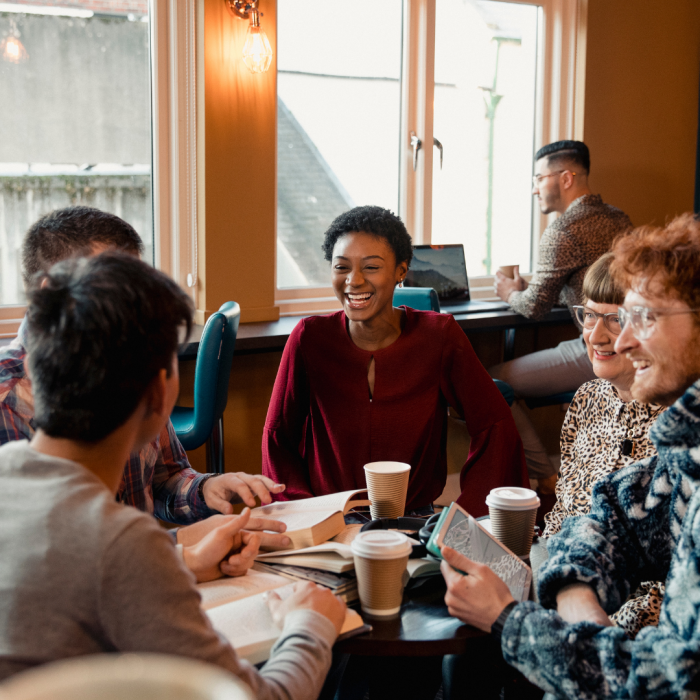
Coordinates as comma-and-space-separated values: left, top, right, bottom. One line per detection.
539, 251, 666, 636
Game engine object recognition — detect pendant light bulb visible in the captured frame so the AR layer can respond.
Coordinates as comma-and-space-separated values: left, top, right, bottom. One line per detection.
241, 10, 272, 73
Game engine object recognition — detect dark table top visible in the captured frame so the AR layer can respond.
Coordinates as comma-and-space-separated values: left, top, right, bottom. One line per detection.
335, 575, 485, 657
178, 307, 573, 359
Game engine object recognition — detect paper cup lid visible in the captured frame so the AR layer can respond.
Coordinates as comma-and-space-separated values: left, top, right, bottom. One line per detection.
350, 531, 413, 560
363, 461, 411, 474
486, 487, 540, 511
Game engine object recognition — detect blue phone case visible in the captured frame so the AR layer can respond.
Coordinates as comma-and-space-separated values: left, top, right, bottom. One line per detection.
425, 504, 452, 559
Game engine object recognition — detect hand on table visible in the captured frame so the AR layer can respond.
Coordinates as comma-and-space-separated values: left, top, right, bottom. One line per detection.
203, 472, 286, 512
182, 508, 267, 582
556, 583, 613, 627
266, 581, 347, 636
440, 546, 515, 633
494, 266, 527, 303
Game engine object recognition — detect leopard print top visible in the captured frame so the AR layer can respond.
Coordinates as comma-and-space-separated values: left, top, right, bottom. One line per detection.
543, 378, 667, 637
509, 194, 632, 321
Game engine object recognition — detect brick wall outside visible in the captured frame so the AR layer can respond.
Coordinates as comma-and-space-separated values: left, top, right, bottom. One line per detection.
6, 0, 148, 15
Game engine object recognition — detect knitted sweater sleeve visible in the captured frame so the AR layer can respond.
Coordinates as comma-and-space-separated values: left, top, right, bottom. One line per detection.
501, 458, 700, 699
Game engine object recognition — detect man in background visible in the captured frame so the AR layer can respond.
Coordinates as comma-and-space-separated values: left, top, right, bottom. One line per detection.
0, 206, 290, 564
492, 140, 632, 483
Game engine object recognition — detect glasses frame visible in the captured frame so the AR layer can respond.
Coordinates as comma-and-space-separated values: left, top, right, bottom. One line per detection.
573, 305, 621, 335
532, 169, 577, 187
617, 305, 700, 340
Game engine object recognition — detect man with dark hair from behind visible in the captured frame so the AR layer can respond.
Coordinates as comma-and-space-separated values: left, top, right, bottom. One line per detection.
0, 206, 292, 572
491, 140, 633, 486
0, 253, 345, 695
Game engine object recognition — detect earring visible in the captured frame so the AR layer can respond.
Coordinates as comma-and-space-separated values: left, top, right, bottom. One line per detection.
398, 278, 405, 288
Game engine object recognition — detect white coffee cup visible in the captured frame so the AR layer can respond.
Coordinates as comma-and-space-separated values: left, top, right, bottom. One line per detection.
363, 461, 411, 519
486, 487, 540, 557
350, 530, 413, 616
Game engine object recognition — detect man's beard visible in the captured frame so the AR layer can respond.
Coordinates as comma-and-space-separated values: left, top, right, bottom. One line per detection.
631, 346, 700, 406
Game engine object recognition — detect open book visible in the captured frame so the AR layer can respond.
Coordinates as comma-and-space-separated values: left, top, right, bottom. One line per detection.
205, 582, 366, 664
197, 568, 291, 611
252, 489, 370, 549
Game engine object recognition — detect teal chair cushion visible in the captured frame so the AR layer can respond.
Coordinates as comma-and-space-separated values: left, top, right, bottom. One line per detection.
393, 287, 441, 312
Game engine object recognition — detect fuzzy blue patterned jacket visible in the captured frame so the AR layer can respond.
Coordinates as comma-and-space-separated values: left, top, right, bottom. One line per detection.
501, 378, 700, 699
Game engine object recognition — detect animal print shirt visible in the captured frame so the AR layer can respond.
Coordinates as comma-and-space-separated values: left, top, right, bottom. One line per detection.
543, 378, 666, 637
509, 194, 632, 321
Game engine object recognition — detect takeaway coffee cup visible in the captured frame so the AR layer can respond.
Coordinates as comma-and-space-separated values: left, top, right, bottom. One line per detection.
486, 487, 540, 557
351, 530, 413, 617
363, 461, 411, 519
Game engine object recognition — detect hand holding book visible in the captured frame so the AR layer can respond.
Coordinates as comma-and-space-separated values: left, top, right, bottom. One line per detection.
440, 546, 516, 633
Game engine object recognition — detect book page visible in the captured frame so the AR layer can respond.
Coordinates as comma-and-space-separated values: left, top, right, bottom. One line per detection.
331, 524, 363, 545
256, 541, 353, 560
207, 584, 364, 665
253, 490, 367, 520
197, 569, 290, 611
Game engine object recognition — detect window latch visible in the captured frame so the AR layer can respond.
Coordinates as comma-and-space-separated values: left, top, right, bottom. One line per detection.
433, 136, 443, 170
410, 131, 422, 171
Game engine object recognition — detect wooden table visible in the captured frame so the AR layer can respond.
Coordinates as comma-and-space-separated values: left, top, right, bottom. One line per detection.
336, 575, 485, 657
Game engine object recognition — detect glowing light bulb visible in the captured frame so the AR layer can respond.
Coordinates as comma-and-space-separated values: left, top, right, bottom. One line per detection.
241, 11, 272, 74
1, 35, 28, 64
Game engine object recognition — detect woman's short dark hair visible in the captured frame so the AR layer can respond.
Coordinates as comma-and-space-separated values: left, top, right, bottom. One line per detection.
26, 253, 193, 443
582, 252, 625, 305
321, 206, 413, 268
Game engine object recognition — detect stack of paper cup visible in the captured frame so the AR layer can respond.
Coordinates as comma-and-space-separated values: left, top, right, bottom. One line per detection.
363, 461, 411, 520
486, 487, 541, 557
350, 530, 413, 617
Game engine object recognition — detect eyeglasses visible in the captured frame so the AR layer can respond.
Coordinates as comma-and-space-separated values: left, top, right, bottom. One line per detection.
532, 170, 576, 187
617, 305, 700, 340
573, 305, 621, 334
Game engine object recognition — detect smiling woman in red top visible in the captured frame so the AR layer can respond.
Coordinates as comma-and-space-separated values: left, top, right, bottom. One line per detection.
262, 206, 528, 516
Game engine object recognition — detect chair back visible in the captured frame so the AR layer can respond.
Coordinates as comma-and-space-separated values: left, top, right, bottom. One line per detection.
187, 302, 240, 448
393, 287, 441, 312
0, 653, 253, 700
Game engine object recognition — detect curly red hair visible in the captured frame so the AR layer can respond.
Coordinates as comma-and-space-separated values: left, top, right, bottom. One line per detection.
610, 213, 700, 310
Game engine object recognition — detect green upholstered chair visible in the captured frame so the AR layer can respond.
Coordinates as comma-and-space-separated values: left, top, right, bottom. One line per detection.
393, 286, 441, 312
171, 301, 240, 474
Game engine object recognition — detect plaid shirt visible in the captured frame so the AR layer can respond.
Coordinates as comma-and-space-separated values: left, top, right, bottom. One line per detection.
0, 322, 215, 525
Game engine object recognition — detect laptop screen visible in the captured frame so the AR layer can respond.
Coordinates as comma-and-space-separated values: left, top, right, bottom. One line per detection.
405, 244, 470, 302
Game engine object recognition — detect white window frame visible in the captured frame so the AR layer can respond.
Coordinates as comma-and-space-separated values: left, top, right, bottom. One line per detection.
0, 0, 197, 337
275, 0, 587, 316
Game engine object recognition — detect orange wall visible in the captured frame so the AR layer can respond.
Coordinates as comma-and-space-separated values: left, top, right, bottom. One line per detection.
583, 0, 700, 226
199, 0, 279, 323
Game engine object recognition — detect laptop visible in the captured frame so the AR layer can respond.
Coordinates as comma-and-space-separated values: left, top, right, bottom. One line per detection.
405, 244, 511, 314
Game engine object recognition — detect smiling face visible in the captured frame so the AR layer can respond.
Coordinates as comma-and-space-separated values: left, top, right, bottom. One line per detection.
331, 231, 407, 324
582, 300, 635, 394
614, 280, 700, 406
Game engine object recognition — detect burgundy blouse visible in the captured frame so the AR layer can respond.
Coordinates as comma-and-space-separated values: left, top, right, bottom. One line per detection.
262, 309, 527, 516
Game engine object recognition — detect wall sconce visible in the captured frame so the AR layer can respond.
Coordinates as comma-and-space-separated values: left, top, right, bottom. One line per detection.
1, 21, 28, 64
224, 0, 273, 74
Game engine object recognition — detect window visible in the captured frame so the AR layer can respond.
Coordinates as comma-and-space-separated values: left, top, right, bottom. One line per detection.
276, 0, 585, 311
276, 0, 404, 289
0, 1, 152, 310
0, 0, 197, 335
